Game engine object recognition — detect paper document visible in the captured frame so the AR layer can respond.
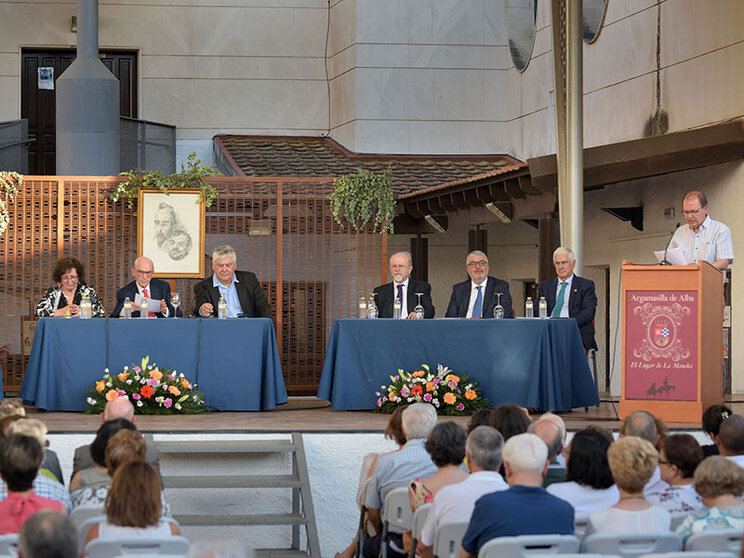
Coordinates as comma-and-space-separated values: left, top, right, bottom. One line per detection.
653, 246, 688, 266
134, 294, 162, 312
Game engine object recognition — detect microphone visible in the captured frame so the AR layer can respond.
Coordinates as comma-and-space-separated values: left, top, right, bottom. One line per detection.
661, 222, 680, 265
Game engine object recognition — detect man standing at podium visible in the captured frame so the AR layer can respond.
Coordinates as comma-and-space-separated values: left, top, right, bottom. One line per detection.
669, 191, 733, 271
373, 251, 434, 318
537, 247, 597, 352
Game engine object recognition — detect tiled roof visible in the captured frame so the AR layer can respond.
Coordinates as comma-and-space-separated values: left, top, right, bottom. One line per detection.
215, 135, 523, 195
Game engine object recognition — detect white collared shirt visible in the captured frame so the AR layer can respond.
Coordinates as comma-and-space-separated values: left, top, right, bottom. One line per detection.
466, 280, 487, 318
554, 275, 574, 318
136, 283, 169, 317
393, 279, 409, 317
670, 215, 734, 265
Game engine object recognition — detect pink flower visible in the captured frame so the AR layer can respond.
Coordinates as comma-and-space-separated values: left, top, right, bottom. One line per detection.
456, 403, 465, 412
377, 398, 382, 408
133, 366, 141, 372
148, 379, 158, 387
117, 390, 126, 396
400, 387, 410, 397
423, 393, 432, 402
132, 393, 141, 400
164, 398, 173, 408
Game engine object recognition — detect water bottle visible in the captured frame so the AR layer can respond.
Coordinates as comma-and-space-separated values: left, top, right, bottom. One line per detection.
218, 296, 228, 319
140, 293, 149, 319
393, 296, 402, 320
367, 295, 378, 319
525, 297, 534, 318
79, 295, 92, 319
358, 296, 367, 319
539, 296, 548, 318
122, 297, 132, 319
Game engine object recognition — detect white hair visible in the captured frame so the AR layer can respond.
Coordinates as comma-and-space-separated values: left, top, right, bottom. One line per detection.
553, 247, 575, 263
503, 433, 548, 474
402, 403, 438, 440
213, 245, 237, 265
539, 411, 567, 442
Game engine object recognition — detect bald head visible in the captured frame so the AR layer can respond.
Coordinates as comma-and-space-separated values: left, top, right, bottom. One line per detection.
132, 257, 155, 288
528, 419, 562, 461
103, 396, 135, 423
622, 411, 658, 444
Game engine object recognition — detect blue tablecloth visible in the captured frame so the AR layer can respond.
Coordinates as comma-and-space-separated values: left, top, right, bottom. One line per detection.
20, 318, 288, 411
317, 318, 599, 412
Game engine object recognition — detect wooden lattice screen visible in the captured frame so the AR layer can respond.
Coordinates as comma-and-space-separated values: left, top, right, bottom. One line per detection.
0, 177, 385, 395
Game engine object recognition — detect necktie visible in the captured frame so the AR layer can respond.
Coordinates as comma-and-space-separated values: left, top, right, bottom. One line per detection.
472, 286, 483, 318
142, 287, 155, 317
552, 282, 567, 317
396, 284, 404, 318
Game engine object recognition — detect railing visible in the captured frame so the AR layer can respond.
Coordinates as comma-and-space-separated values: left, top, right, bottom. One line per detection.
120, 117, 176, 173
0, 119, 32, 173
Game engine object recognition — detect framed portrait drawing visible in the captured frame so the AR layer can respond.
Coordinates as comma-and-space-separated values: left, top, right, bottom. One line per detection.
137, 189, 205, 278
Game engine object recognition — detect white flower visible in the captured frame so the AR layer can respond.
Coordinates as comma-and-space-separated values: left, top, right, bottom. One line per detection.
175, 403, 182, 410
105, 382, 112, 387
86, 397, 94, 405
407, 397, 413, 402
433, 399, 440, 407
193, 395, 199, 402
155, 396, 164, 403
136, 400, 143, 407
104, 368, 110, 373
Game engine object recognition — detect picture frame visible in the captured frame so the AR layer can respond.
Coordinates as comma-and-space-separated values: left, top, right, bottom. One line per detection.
137, 189, 205, 278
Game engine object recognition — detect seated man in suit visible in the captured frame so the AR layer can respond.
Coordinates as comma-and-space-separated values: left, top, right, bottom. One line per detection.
110, 256, 176, 318
194, 244, 272, 318
537, 247, 597, 351
372, 251, 434, 318
445, 250, 513, 318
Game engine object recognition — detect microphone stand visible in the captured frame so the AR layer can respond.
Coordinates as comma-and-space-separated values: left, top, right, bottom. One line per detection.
661, 222, 680, 265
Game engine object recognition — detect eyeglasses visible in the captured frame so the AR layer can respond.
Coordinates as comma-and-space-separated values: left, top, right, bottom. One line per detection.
61, 274, 79, 282
682, 207, 703, 216
467, 260, 488, 267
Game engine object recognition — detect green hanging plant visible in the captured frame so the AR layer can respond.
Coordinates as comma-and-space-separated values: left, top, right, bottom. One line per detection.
330, 168, 395, 235
110, 152, 222, 209
0, 171, 21, 237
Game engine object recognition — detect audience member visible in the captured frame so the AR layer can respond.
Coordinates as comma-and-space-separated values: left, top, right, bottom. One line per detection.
701, 404, 732, 457
621, 410, 669, 500
18, 510, 78, 558
586, 436, 670, 535
418, 426, 507, 558
0, 397, 25, 418
70, 418, 137, 493
84, 461, 180, 545
539, 412, 567, 466
466, 409, 493, 434
717, 414, 744, 468
528, 419, 565, 486
362, 403, 438, 558
547, 427, 619, 514
460, 433, 574, 558
9, 418, 64, 484
71, 396, 160, 479
0, 434, 64, 534
0, 414, 22, 438
676, 456, 744, 543
653, 434, 704, 512
491, 404, 530, 442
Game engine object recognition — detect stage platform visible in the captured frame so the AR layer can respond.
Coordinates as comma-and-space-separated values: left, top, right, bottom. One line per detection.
23, 396, 744, 433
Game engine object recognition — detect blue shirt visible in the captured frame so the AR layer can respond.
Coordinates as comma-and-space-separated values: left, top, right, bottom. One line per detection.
212, 274, 242, 318
461, 485, 574, 555
0, 472, 73, 513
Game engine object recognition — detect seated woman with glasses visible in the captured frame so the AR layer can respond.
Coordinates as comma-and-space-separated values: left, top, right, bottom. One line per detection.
35, 256, 104, 317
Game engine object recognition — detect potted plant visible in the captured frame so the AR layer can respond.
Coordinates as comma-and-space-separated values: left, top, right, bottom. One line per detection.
0, 171, 21, 237
330, 168, 395, 235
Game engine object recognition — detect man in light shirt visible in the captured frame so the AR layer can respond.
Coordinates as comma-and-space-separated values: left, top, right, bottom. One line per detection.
372, 251, 434, 318
445, 250, 512, 319
669, 191, 733, 271
537, 247, 597, 351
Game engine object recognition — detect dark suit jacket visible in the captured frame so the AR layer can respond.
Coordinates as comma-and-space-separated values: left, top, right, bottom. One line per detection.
372, 279, 435, 318
193, 270, 272, 318
537, 275, 598, 351
110, 278, 177, 318
445, 276, 513, 319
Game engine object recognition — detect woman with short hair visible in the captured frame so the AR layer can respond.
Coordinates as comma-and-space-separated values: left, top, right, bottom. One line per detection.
655, 434, 704, 512
35, 256, 104, 317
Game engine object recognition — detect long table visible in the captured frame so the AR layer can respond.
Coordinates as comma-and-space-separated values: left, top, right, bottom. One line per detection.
20, 318, 288, 411
318, 318, 599, 412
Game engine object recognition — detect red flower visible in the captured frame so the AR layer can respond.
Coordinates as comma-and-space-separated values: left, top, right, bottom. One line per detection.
411, 385, 423, 397
140, 385, 154, 399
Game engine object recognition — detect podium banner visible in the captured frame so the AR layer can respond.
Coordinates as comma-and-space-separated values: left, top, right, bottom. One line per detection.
624, 290, 698, 401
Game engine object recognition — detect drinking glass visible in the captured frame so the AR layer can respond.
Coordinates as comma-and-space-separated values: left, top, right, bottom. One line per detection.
493, 292, 505, 319
171, 292, 181, 318
413, 293, 425, 320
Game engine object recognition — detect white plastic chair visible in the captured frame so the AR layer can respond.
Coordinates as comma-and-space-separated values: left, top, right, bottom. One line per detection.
669, 512, 687, 531
433, 521, 468, 558
685, 529, 744, 553
79, 518, 182, 554
638, 552, 736, 558
380, 487, 414, 558
84, 536, 190, 557
356, 477, 375, 558
70, 505, 105, 527
477, 534, 580, 558
582, 531, 682, 558
0, 534, 18, 558
409, 503, 431, 558
573, 513, 589, 541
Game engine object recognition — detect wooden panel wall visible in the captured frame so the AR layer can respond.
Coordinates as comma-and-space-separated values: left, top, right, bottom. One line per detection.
0, 177, 384, 394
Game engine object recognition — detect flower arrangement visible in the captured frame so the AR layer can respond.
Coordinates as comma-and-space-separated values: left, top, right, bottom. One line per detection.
375, 364, 490, 416
86, 356, 207, 415
0, 171, 21, 237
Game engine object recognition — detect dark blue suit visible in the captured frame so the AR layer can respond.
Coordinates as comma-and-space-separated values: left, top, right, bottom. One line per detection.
372, 279, 435, 318
445, 276, 513, 319
110, 278, 178, 318
537, 275, 597, 351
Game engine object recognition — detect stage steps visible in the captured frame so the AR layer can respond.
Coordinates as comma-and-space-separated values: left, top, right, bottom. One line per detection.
154, 433, 321, 557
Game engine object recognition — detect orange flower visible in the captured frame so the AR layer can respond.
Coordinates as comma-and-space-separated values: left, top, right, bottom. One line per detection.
465, 389, 477, 400
149, 369, 163, 381
95, 381, 106, 393
388, 391, 397, 401
180, 378, 191, 390
443, 392, 457, 405
105, 389, 118, 401
445, 374, 460, 384
117, 372, 129, 382
426, 382, 435, 392
168, 385, 181, 396
140, 385, 154, 398
412, 370, 425, 378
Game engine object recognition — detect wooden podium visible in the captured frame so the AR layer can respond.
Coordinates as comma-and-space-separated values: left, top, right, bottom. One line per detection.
620, 261, 723, 423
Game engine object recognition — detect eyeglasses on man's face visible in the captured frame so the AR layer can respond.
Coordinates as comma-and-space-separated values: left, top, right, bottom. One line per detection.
467, 260, 488, 267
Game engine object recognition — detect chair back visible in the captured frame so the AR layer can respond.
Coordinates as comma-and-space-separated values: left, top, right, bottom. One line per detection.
84, 535, 190, 557
382, 487, 414, 533
669, 512, 687, 531
433, 521, 468, 558
573, 513, 589, 540
638, 552, 737, 558
355, 477, 376, 558
71, 505, 105, 527
477, 534, 580, 558
582, 531, 682, 558
685, 529, 744, 553
0, 534, 18, 558
410, 504, 432, 558
77, 515, 107, 553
